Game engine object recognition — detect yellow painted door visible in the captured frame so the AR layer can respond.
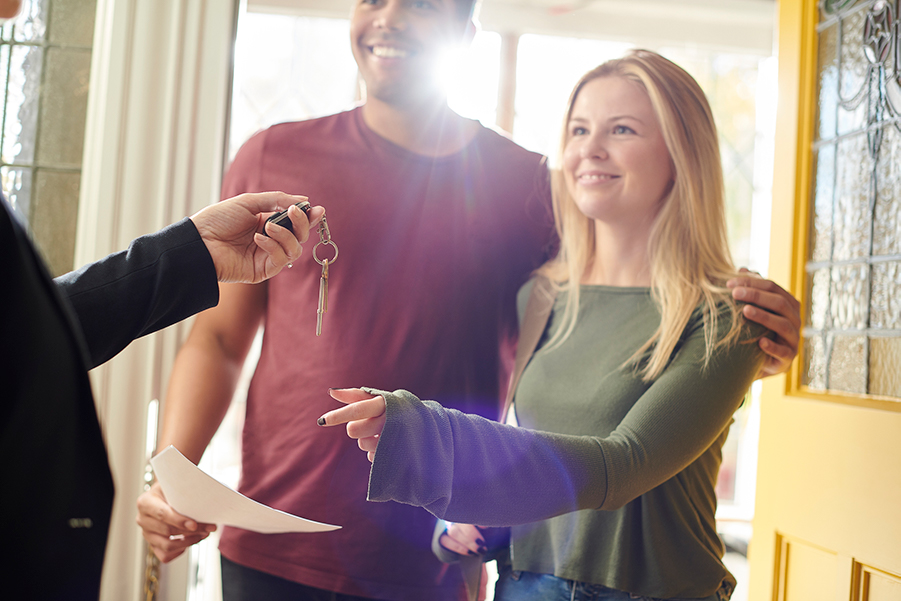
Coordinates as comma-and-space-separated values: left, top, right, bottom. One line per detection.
748, 1, 901, 600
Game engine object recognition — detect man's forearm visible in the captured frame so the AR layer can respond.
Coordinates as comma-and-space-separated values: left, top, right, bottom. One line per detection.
157, 340, 244, 463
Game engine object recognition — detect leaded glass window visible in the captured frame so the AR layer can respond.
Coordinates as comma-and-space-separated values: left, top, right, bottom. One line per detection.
0, 0, 95, 275
806, 0, 901, 399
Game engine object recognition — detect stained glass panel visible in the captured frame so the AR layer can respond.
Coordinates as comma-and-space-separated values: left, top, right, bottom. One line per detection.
805, 0, 900, 402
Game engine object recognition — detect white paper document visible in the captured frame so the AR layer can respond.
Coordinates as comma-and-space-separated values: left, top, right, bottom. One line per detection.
150, 445, 341, 534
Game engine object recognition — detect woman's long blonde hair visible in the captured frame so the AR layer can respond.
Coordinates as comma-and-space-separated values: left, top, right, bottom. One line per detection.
537, 49, 746, 381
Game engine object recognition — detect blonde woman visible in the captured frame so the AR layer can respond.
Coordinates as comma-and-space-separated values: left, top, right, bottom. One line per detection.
321, 50, 779, 601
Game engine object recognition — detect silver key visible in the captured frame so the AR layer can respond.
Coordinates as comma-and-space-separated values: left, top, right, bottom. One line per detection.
312, 215, 338, 336
317, 259, 328, 336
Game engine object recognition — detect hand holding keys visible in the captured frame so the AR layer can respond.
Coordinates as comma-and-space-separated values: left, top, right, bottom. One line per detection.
264, 199, 338, 336
264, 199, 312, 236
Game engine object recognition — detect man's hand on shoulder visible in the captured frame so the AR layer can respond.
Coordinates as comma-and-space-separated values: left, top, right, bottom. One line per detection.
728, 268, 801, 380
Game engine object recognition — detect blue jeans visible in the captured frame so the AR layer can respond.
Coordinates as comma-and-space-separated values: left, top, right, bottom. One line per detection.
494, 569, 733, 601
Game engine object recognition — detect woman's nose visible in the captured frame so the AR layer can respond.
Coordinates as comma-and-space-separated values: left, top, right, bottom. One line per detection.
581, 133, 608, 159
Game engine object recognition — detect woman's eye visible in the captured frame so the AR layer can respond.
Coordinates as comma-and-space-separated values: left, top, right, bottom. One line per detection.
613, 125, 634, 135
571, 126, 588, 136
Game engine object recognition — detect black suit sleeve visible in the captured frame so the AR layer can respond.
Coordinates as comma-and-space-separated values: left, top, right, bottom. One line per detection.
55, 218, 219, 369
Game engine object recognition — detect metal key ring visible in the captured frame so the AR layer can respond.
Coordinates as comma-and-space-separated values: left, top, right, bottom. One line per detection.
313, 240, 338, 266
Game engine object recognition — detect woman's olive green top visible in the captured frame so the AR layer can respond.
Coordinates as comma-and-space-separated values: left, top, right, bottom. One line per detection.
364, 282, 764, 599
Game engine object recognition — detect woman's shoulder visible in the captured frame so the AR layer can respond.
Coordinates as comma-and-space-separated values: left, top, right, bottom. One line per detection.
516, 278, 538, 318
687, 293, 768, 346
516, 276, 559, 324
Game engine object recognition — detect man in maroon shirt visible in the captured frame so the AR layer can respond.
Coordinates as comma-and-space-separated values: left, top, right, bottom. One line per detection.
136, 1, 801, 600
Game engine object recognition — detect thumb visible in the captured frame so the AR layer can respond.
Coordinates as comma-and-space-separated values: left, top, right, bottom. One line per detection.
242, 191, 309, 214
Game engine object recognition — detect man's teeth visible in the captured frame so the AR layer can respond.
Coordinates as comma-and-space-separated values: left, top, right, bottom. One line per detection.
372, 46, 410, 58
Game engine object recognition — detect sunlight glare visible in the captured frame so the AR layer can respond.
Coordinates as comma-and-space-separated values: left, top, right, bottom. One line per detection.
440, 31, 502, 127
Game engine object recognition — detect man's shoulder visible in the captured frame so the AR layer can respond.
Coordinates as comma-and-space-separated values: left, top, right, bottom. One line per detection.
254, 109, 358, 147
473, 123, 543, 162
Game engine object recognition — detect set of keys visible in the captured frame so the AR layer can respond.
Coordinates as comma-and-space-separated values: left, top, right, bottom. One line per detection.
265, 200, 338, 336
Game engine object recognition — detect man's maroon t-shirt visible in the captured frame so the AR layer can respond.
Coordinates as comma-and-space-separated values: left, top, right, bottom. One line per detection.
218, 107, 552, 600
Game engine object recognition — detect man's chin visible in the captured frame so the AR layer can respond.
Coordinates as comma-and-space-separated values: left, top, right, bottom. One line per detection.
365, 83, 447, 109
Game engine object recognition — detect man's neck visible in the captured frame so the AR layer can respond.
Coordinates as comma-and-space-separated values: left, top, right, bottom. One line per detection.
361, 97, 478, 157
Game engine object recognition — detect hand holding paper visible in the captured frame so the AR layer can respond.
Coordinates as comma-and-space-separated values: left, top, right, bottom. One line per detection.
149, 446, 340, 534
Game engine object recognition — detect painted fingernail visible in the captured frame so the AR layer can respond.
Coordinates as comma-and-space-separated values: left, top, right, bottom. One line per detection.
476, 538, 485, 546
478, 546, 488, 554
317, 416, 326, 426
468, 550, 478, 556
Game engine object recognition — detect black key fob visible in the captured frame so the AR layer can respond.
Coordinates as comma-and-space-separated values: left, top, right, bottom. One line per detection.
264, 200, 312, 236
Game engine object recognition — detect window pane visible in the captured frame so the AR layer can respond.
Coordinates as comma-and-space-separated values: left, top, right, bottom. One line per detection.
833, 133, 871, 261
804, 334, 828, 390
808, 268, 830, 331
873, 124, 901, 257
48, 0, 95, 47
837, 8, 868, 136
828, 334, 867, 393
37, 46, 91, 167
31, 169, 80, 270
869, 337, 901, 397
10, 0, 48, 43
810, 144, 835, 263
829, 264, 869, 331
1, 165, 32, 218
2, 44, 42, 165
870, 262, 901, 330
816, 21, 839, 141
